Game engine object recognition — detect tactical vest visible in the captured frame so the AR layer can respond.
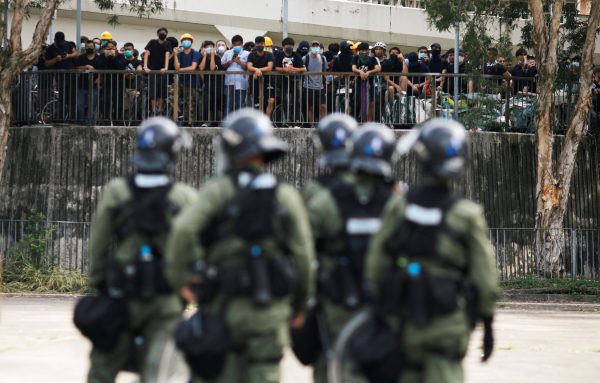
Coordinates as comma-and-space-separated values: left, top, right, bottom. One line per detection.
320, 177, 393, 309
195, 172, 296, 307
379, 186, 476, 325
106, 177, 179, 299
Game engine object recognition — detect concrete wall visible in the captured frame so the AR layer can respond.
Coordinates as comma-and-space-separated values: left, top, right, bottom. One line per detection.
2, 126, 599, 229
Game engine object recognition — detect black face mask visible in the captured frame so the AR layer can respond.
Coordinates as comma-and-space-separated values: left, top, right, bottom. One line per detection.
158, 33, 167, 41
256, 46, 264, 53
85, 47, 95, 55
284, 47, 294, 54
431, 50, 441, 60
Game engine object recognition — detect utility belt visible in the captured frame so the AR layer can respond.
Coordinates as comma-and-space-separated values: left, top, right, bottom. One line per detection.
319, 254, 365, 310
107, 245, 173, 300
193, 250, 297, 308
378, 260, 473, 326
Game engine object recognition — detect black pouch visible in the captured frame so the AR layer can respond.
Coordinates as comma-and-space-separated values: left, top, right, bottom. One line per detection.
290, 305, 322, 365
269, 257, 297, 298
73, 295, 128, 351
348, 316, 403, 383
174, 310, 232, 379
427, 275, 459, 317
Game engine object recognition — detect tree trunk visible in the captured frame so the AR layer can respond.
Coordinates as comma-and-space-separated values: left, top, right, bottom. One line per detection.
530, 0, 600, 276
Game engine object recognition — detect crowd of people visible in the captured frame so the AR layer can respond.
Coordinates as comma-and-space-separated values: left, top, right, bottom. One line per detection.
27, 28, 554, 128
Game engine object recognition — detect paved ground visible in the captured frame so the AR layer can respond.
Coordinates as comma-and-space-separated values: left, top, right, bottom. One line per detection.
1, 295, 599, 383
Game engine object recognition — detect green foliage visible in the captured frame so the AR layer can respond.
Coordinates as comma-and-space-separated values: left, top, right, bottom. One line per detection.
424, 0, 590, 69
501, 277, 600, 295
2, 211, 89, 294
93, 0, 167, 24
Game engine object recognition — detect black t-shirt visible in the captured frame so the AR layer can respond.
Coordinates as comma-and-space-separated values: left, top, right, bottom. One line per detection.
407, 62, 430, 96
444, 63, 467, 96
381, 55, 404, 85
144, 39, 173, 70
351, 55, 379, 84
248, 51, 275, 70
275, 53, 304, 87
428, 58, 449, 74
484, 62, 507, 76
275, 52, 304, 69
75, 54, 105, 89
332, 52, 354, 72
45, 42, 77, 70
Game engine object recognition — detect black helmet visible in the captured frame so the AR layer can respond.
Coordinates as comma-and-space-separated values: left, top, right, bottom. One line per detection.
133, 117, 190, 174
399, 118, 468, 179
349, 123, 397, 178
219, 108, 288, 167
314, 113, 358, 168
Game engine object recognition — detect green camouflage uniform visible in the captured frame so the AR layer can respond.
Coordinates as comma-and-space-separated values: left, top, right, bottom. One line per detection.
308, 172, 393, 383
165, 175, 315, 383
366, 192, 499, 383
87, 178, 197, 383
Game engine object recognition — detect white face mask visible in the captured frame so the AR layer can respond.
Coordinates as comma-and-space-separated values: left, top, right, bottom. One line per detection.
217, 46, 226, 55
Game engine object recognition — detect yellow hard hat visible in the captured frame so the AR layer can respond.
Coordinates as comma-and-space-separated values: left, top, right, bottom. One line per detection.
100, 31, 113, 40
180, 33, 194, 42
264, 36, 273, 47
352, 41, 362, 51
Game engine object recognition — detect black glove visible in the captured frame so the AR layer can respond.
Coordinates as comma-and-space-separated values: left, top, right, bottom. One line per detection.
481, 315, 494, 362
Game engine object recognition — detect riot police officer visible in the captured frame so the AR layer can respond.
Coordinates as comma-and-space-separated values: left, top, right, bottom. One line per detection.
305, 123, 399, 383
365, 119, 499, 383
79, 117, 198, 383
303, 113, 358, 202
165, 108, 315, 383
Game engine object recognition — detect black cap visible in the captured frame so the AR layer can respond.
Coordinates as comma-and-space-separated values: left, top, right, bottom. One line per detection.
55, 32, 65, 42
430, 42, 441, 50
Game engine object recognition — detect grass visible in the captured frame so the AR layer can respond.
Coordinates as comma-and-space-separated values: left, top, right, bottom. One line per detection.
501, 277, 600, 296
2, 210, 90, 295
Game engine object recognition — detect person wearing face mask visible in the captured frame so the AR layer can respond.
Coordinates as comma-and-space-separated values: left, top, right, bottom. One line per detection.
118, 42, 144, 123
45, 31, 78, 121
382, 47, 409, 119
100, 40, 124, 123
372, 42, 389, 123
404, 51, 431, 123
417, 46, 430, 64
483, 47, 511, 88
351, 42, 381, 122
275, 37, 307, 125
444, 48, 468, 96
80, 36, 89, 54
174, 34, 200, 126
76, 40, 105, 125
525, 55, 537, 93
302, 41, 328, 125
100, 31, 113, 51
199, 40, 223, 125
221, 34, 250, 115
264, 36, 274, 53
215, 40, 228, 58
144, 27, 173, 115
92, 37, 102, 53
247, 36, 276, 118
427, 43, 449, 92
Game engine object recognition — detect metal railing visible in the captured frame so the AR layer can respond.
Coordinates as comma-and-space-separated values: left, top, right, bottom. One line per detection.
490, 228, 600, 280
0, 220, 91, 273
10, 69, 586, 133
1, 220, 598, 280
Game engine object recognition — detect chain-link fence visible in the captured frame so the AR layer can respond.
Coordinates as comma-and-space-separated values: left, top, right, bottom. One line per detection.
1, 220, 599, 280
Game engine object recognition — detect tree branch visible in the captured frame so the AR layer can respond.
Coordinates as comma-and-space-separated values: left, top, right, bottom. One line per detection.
547, 0, 565, 67
556, 0, 600, 204
19, 0, 61, 69
8, 0, 27, 54
528, 0, 546, 61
